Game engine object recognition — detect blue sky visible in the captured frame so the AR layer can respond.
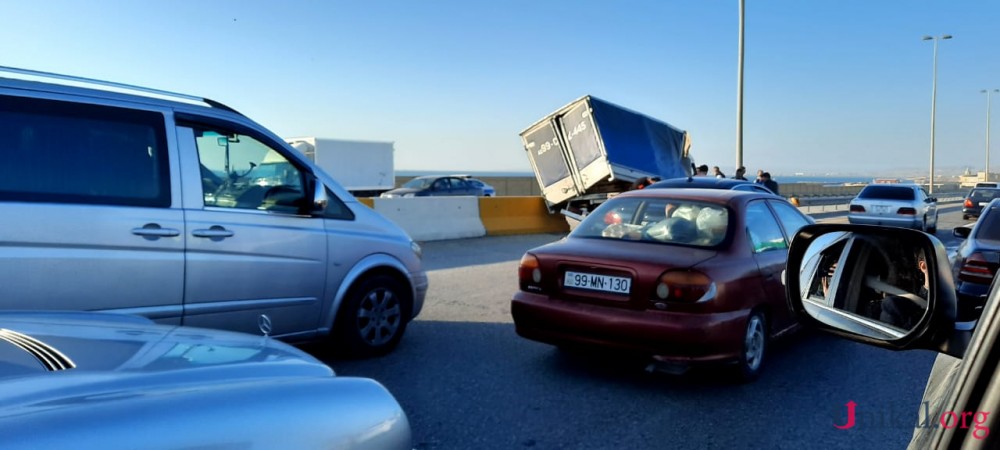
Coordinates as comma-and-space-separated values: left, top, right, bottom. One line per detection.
3, 1, 999, 177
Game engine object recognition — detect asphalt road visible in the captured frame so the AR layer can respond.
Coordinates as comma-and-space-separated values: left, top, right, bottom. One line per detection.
314, 205, 968, 450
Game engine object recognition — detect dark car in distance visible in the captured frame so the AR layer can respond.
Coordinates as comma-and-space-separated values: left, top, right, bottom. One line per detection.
648, 176, 776, 195
380, 175, 484, 198
952, 198, 1000, 325
510, 189, 813, 381
961, 187, 1000, 220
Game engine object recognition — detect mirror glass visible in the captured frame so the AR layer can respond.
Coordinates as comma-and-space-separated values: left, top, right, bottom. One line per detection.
798, 230, 932, 340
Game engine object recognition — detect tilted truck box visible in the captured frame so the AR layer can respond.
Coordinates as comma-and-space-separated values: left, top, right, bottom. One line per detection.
520, 96, 693, 213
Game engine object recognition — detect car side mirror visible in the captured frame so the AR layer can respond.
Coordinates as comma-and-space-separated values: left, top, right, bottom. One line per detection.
927, 197, 937, 203
953, 227, 971, 239
785, 224, 965, 357
311, 177, 329, 214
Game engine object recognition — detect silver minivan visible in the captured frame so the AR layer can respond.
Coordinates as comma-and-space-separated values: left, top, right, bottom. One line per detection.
0, 67, 427, 357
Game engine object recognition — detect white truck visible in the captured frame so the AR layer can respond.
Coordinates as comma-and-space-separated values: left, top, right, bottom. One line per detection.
285, 137, 395, 197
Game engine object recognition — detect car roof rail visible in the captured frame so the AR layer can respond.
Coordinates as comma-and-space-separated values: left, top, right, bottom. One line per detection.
0, 65, 243, 116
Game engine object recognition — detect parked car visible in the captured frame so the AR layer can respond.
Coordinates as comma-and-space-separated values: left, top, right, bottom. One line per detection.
453, 175, 496, 196
0, 311, 411, 449
510, 189, 813, 380
961, 187, 1000, 220
951, 198, 1000, 325
648, 176, 776, 195
847, 183, 939, 233
785, 223, 1000, 449
0, 67, 427, 357
380, 175, 484, 198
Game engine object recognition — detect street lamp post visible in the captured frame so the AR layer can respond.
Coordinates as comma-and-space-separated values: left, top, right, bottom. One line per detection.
982, 89, 998, 182
923, 34, 952, 194
736, 0, 745, 170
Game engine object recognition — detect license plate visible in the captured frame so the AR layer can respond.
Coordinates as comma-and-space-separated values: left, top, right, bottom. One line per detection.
872, 205, 891, 214
564, 271, 631, 295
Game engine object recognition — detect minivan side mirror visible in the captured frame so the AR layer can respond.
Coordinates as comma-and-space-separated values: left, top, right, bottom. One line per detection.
312, 177, 329, 214
953, 227, 972, 239
785, 224, 967, 357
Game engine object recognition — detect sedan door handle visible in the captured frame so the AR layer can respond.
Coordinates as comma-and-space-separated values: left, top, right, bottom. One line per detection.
131, 224, 181, 238
192, 226, 235, 239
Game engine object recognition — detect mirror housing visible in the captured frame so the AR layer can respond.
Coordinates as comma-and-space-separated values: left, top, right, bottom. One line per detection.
953, 226, 972, 239
786, 224, 965, 357
310, 176, 329, 215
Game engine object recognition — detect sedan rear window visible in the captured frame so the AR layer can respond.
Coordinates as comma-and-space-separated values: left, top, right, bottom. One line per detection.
970, 189, 1000, 202
858, 186, 915, 201
573, 197, 730, 247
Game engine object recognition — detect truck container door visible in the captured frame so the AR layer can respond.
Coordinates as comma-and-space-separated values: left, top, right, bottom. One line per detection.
521, 120, 578, 205
558, 99, 609, 192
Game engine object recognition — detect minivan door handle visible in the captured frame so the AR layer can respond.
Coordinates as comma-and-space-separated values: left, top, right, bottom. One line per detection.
131, 223, 181, 238
192, 226, 235, 239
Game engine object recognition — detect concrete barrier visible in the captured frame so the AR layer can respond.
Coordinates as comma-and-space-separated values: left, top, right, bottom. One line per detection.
373, 197, 486, 241
479, 197, 570, 236
355, 193, 968, 242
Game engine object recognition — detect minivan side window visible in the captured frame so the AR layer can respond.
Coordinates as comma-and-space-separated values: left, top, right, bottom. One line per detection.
0, 96, 170, 207
192, 127, 306, 214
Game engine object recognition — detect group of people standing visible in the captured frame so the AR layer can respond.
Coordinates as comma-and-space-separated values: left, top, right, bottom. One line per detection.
693, 164, 779, 195
628, 163, 781, 196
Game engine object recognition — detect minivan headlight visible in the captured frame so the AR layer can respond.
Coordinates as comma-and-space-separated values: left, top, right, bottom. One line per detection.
411, 241, 422, 259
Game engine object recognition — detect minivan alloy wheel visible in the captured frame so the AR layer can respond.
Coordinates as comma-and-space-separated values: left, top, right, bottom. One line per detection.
356, 287, 401, 346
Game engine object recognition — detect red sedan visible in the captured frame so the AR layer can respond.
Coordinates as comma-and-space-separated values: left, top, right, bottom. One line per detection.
511, 188, 813, 380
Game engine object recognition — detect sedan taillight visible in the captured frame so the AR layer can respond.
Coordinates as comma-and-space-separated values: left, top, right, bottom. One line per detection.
897, 207, 917, 215
965, 199, 975, 208
518, 253, 542, 291
850, 204, 865, 213
959, 253, 997, 284
653, 270, 715, 303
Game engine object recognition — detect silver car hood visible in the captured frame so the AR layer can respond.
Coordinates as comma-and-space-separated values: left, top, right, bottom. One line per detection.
0, 312, 412, 450
0, 311, 332, 407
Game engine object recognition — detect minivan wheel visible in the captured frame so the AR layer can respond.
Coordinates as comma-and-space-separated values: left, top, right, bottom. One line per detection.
334, 275, 409, 358
732, 310, 767, 382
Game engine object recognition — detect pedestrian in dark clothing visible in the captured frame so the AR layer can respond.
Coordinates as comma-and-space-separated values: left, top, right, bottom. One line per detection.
761, 172, 779, 195
733, 166, 748, 181
712, 166, 726, 179
696, 165, 709, 176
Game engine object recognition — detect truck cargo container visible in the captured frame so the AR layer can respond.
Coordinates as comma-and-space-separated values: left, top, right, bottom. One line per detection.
285, 137, 395, 197
520, 96, 694, 219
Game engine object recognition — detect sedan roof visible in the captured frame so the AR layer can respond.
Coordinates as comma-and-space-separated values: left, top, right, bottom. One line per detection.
616, 186, 772, 206
648, 177, 755, 190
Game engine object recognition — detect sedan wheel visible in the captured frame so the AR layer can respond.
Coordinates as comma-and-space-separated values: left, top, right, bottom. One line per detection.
334, 275, 409, 358
734, 311, 767, 381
